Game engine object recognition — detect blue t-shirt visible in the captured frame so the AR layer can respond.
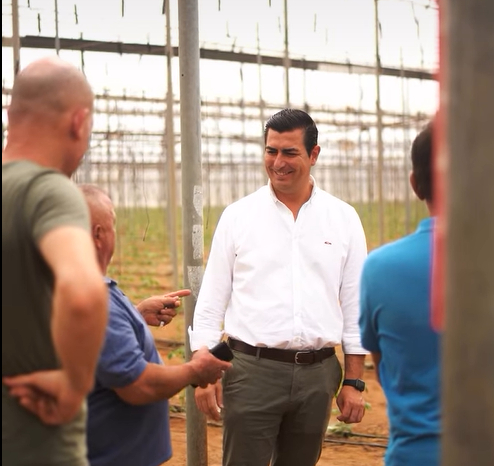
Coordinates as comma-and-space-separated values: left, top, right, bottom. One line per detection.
87, 279, 172, 466
359, 218, 441, 466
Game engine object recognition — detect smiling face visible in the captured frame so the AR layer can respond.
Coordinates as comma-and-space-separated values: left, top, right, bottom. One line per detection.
264, 127, 320, 201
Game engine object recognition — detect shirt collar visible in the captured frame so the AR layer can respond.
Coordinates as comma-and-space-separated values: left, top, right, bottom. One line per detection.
267, 175, 318, 203
104, 276, 117, 286
416, 216, 435, 233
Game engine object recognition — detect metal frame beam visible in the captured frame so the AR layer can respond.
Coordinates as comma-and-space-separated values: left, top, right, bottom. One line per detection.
1, 35, 435, 81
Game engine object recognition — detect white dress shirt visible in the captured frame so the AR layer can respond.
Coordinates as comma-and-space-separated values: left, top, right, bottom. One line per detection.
189, 177, 368, 355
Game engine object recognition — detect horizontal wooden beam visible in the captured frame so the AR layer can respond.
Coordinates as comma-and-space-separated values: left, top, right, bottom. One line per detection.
2, 35, 435, 81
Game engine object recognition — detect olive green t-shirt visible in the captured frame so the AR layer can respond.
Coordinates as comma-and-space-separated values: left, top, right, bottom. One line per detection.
2, 160, 91, 466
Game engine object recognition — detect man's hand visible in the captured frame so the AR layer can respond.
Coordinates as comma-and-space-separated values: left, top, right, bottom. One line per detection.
336, 353, 366, 423
195, 379, 223, 422
137, 289, 191, 327
189, 347, 232, 389
3, 370, 87, 426
336, 385, 366, 424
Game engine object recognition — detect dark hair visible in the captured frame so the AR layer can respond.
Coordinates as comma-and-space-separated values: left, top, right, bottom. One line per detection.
264, 108, 318, 156
411, 121, 433, 202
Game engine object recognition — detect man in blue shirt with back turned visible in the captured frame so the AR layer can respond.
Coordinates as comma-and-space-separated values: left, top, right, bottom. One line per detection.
359, 121, 441, 466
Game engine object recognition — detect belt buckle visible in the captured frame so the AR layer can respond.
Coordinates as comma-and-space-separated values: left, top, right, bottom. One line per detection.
294, 351, 312, 365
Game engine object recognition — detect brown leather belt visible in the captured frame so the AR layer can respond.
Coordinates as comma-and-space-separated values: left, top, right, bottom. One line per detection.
227, 338, 335, 365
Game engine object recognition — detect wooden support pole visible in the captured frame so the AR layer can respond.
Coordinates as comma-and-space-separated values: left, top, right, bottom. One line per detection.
441, 1, 494, 465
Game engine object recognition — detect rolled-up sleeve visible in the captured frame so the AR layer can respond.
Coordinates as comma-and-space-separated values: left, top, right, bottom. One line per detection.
340, 209, 369, 355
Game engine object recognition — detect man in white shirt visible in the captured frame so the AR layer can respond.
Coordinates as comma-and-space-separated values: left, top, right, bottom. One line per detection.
189, 108, 368, 466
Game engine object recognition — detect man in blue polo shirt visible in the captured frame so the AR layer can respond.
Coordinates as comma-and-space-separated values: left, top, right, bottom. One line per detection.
359, 121, 441, 466
80, 184, 232, 466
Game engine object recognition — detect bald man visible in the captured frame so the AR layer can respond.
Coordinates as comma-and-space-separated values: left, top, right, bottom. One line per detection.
2, 57, 108, 466
80, 184, 231, 466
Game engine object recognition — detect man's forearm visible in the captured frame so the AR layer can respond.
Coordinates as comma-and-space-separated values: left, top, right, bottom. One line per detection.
343, 354, 366, 379
115, 347, 232, 405
114, 362, 198, 405
40, 227, 109, 395
52, 277, 108, 394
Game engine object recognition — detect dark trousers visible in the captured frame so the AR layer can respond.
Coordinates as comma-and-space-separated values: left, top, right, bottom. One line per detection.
222, 350, 342, 466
